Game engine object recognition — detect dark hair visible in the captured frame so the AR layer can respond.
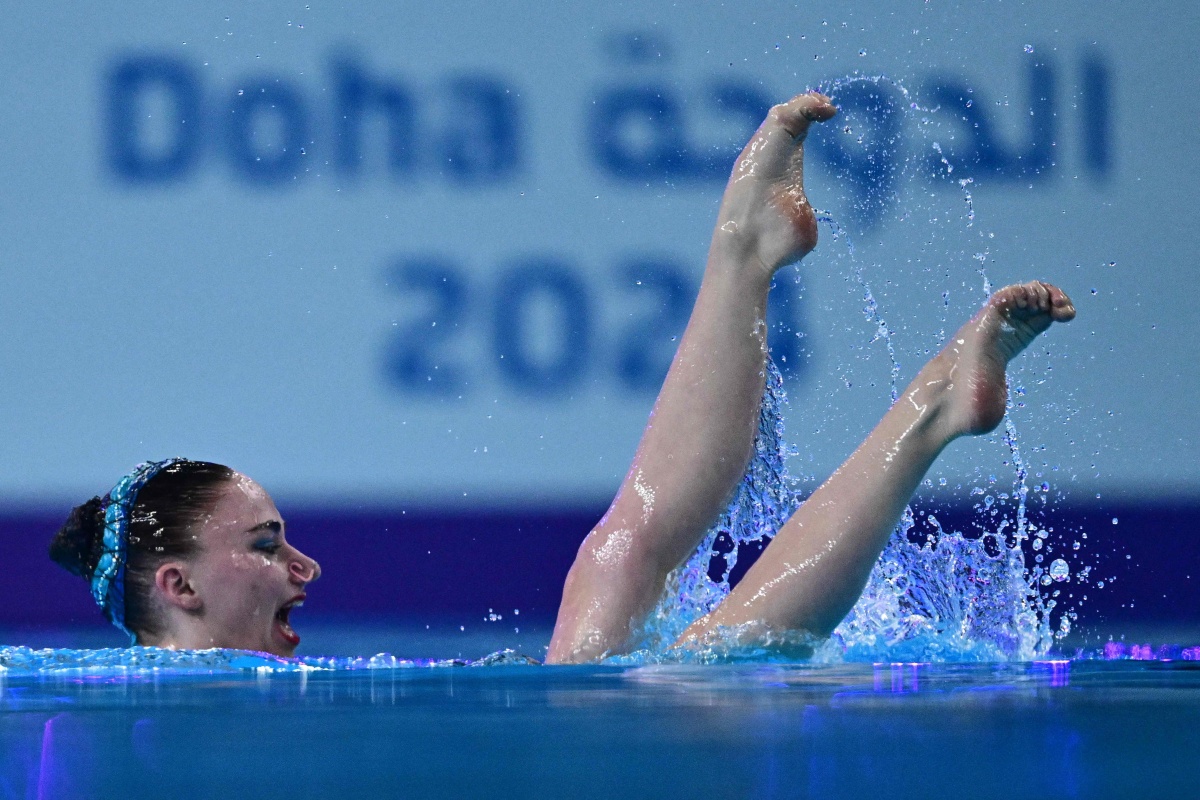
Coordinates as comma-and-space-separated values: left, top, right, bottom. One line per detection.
49, 460, 237, 641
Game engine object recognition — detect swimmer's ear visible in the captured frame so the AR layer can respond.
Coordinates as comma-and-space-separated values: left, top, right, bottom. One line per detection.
155, 562, 201, 612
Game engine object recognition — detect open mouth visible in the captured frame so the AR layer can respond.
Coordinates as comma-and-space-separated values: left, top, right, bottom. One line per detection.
274, 595, 305, 647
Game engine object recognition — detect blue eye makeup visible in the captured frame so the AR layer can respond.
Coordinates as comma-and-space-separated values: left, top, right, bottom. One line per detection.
246, 520, 285, 554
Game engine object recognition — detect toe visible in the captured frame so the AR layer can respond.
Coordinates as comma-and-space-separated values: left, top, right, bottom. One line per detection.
1047, 283, 1071, 306
998, 283, 1030, 311
772, 92, 837, 136
1030, 281, 1051, 311
1048, 284, 1076, 321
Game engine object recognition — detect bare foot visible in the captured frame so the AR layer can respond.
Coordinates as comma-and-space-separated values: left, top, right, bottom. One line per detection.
715, 92, 837, 276
933, 281, 1076, 439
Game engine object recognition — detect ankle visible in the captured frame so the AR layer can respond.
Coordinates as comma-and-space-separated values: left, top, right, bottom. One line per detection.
706, 224, 783, 289
905, 358, 961, 446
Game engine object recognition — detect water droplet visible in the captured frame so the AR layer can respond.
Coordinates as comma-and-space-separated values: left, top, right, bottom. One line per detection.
1023, 44, 1034, 54
1112, 517, 1119, 525
858, 48, 867, 56
1049, 559, 1069, 582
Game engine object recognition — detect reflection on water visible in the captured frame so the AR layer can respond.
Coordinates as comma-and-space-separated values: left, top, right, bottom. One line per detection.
2, 660, 1198, 798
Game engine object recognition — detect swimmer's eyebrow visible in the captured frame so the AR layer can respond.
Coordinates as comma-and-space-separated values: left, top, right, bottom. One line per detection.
244, 520, 283, 536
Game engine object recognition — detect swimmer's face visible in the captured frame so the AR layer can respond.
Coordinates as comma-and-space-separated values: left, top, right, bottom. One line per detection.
183, 473, 320, 656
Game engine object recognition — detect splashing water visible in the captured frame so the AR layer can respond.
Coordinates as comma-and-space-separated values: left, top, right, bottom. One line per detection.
819, 213, 902, 403
0, 645, 539, 675
618, 336, 1056, 663
828, 510, 1052, 663
624, 75, 1076, 664
633, 356, 801, 653
628, 348, 1055, 664
821, 200, 1054, 661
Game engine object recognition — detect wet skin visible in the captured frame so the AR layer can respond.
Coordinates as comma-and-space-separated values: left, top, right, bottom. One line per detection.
146, 474, 320, 656
548, 89, 1076, 663
548, 92, 840, 663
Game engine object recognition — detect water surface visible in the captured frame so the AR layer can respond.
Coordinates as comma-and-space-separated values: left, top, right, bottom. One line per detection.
2, 658, 1197, 798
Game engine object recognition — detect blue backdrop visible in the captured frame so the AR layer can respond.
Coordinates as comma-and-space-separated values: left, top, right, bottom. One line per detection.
0, 0, 1196, 637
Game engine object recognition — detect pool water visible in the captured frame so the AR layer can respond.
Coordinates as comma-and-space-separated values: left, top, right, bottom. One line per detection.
2, 653, 1198, 798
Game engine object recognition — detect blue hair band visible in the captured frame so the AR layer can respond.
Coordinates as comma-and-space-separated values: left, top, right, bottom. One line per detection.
91, 458, 184, 643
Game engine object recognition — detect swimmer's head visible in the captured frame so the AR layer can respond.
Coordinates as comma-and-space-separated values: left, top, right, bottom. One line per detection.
50, 460, 320, 656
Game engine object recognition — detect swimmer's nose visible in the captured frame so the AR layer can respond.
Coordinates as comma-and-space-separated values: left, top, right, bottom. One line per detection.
289, 551, 321, 584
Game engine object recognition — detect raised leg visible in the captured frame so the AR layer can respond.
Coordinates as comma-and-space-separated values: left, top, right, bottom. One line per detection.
677, 281, 1076, 648
546, 93, 837, 664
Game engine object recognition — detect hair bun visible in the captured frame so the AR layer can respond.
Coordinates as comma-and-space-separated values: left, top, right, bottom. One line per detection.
49, 496, 106, 580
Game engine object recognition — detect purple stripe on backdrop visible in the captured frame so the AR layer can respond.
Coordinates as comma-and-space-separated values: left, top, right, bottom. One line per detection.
3, 506, 601, 631
3, 499, 1198, 633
